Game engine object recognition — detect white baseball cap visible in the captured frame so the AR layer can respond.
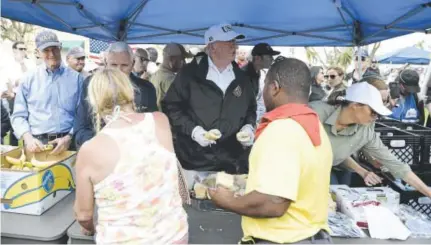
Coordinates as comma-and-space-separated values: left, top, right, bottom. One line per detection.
204, 23, 245, 45
345, 82, 392, 116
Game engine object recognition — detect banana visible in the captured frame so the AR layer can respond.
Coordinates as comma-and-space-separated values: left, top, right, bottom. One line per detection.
23, 161, 33, 168
22, 167, 31, 171
205, 129, 222, 140
236, 132, 251, 142
30, 156, 57, 169
10, 165, 20, 170
5, 156, 22, 166
19, 152, 26, 162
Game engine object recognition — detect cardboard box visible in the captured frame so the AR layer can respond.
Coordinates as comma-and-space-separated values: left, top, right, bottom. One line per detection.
333, 187, 400, 228
1, 147, 76, 215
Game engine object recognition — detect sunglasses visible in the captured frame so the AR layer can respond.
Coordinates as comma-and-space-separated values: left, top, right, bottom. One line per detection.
355, 57, 366, 62
137, 56, 150, 62
324, 75, 337, 79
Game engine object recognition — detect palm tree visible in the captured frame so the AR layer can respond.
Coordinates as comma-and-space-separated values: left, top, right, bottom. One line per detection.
305, 47, 327, 68
1, 18, 36, 42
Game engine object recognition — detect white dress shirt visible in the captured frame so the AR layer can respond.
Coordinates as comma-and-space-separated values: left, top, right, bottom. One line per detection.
206, 57, 235, 95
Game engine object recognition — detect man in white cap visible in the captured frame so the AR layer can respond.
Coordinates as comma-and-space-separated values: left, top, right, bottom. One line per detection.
162, 23, 257, 187
151, 43, 192, 109
66, 46, 86, 75
11, 30, 83, 154
310, 82, 431, 198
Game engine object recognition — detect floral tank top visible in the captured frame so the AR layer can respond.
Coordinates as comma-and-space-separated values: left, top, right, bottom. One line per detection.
93, 113, 188, 244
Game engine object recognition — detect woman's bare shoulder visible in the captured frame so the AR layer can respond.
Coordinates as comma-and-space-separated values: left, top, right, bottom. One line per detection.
76, 134, 119, 168
151, 112, 170, 127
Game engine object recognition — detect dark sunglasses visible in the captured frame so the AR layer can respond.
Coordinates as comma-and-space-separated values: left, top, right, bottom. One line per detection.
355, 56, 366, 62
324, 75, 337, 79
137, 56, 150, 62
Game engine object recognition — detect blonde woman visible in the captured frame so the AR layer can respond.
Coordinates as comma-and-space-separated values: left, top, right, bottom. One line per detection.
73, 68, 189, 244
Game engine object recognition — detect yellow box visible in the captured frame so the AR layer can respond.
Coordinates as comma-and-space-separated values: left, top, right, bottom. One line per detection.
1, 147, 76, 215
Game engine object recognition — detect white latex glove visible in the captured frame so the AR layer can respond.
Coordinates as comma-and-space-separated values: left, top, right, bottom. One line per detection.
192, 126, 219, 147
236, 124, 254, 147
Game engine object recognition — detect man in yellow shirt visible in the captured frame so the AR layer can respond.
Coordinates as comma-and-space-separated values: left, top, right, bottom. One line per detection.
209, 58, 333, 244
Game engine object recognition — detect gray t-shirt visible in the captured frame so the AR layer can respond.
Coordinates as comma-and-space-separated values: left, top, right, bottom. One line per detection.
309, 101, 411, 179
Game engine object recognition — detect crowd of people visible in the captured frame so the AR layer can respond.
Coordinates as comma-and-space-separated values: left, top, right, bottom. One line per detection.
1, 23, 431, 244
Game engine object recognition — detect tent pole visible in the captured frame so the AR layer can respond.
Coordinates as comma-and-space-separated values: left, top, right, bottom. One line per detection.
361, 23, 428, 34
357, 46, 363, 80
34, 3, 74, 30
333, 0, 355, 40
75, 5, 119, 40
240, 24, 351, 43
362, 2, 431, 43
121, 0, 149, 41
127, 23, 205, 39
118, 19, 128, 41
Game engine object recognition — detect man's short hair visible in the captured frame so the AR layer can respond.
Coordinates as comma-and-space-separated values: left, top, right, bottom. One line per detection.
267, 57, 311, 101
12, 41, 25, 49
105, 42, 134, 61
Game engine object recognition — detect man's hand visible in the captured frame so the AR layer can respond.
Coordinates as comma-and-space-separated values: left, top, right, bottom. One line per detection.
80, 226, 95, 236
49, 135, 72, 155
23, 133, 44, 153
1, 91, 15, 100
237, 124, 254, 147
192, 126, 217, 147
207, 186, 235, 209
362, 171, 383, 186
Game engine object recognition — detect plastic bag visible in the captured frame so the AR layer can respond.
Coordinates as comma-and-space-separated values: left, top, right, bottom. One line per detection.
398, 204, 431, 239
328, 212, 367, 238
365, 206, 411, 240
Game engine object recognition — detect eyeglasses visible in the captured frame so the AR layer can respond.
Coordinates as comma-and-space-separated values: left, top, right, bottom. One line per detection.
355, 57, 366, 62
324, 75, 337, 79
16, 48, 27, 51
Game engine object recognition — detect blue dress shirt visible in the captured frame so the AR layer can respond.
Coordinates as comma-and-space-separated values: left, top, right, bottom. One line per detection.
11, 63, 83, 139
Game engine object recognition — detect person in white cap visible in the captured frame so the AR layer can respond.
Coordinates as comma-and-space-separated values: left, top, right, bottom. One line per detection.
11, 30, 84, 154
309, 82, 431, 198
151, 43, 192, 109
161, 23, 256, 188
66, 46, 86, 74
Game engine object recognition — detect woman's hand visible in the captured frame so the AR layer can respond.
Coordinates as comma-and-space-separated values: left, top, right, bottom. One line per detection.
362, 171, 383, 186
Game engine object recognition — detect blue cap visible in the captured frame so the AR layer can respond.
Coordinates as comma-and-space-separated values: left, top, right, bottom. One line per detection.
354, 49, 369, 58
35, 30, 61, 51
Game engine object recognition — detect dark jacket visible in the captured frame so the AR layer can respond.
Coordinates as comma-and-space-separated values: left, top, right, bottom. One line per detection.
1, 103, 11, 143
309, 83, 327, 102
73, 73, 157, 149
242, 62, 260, 96
161, 54, 257, 173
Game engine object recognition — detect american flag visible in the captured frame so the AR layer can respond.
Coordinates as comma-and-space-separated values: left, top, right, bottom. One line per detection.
89, 39, 110, 64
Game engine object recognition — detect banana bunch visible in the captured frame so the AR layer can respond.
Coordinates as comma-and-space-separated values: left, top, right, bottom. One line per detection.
204, 129, 222, 140
4, 145, 56, 171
